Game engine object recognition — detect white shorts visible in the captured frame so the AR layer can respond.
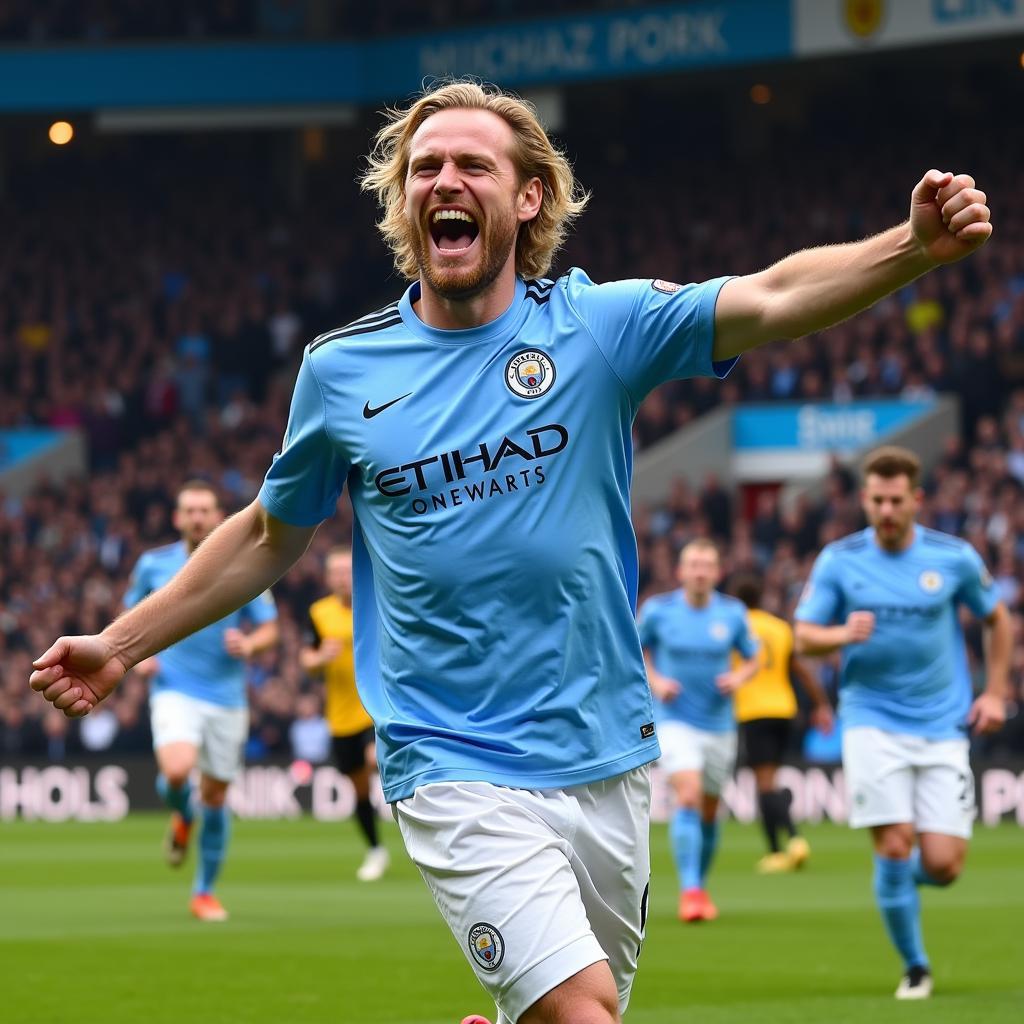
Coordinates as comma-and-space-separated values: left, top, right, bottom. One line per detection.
842, 726, 974, 838
149, 690, 249, 783
395, 766, 651, 1024
656, 720, 737, 797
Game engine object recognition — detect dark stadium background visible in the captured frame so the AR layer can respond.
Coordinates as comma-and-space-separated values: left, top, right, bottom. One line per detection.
1, 1, 1022, 825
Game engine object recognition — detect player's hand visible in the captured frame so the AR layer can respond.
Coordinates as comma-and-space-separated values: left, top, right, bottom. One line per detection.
810, 703, 835, 735
29, 635, 129, 718
714, 670, 745, 695
134, 656, 160, 680
319, 638, 343, 663
650, 673, 681, 702
967, 691, 1006, 735
843, 611, 875, 645
911, 169, 992, 266
224, 628, 252, 659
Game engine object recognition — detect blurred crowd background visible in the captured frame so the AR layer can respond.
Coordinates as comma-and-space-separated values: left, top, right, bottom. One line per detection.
0, 0, 676, 42
1, 8, 1021, 763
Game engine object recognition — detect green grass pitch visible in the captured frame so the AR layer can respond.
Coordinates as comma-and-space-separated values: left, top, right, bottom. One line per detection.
2, 816, 1021, 1023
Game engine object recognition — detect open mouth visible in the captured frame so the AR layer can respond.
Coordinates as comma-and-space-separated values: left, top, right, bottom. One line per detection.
428, 208, 480, 255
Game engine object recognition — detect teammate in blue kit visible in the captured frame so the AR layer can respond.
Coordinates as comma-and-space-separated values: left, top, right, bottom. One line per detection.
795, 446, 1010, 1000
31, 80, 994, 1024
639, 539, 759, 923
124, 480, 279, 921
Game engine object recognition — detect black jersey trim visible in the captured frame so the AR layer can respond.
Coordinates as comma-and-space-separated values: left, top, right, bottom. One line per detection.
309, 303, 401, 352
525, 288, 551, 305
333, 302, 400, 332
311, 314, 403, 350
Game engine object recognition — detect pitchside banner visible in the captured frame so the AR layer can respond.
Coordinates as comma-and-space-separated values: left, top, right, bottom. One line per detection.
2, 759, 1023, 826
794, 0, 1024, 56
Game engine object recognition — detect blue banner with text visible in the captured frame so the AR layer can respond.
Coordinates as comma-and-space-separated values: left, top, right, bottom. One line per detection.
0, 1, 791, 110
732, 400, 936, 452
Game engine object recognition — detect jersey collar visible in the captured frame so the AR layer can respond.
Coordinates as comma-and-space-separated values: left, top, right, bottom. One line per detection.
398, 278, 532, 348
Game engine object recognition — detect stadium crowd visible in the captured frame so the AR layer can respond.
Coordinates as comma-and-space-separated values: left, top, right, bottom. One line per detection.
1, 74, 1022, 763
0, 0, 683, 42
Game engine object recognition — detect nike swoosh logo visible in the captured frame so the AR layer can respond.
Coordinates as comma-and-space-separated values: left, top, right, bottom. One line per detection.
362, 392, 413, 419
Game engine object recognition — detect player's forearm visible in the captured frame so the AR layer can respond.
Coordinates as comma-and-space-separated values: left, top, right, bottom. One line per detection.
791, 656, 829, 707
759, 224, 933, 344
299, 647, 326, 673
735, 656, 760, 686
982, 604, 1012, 699
103, 501, 311, 668
247, 620, 279, 656
642, 649, 657, 680
794, 622, 848, 657
300, 645, 334, 672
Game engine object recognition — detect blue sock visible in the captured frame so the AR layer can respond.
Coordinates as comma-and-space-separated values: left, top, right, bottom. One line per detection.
699, 819, 721, 884
910, 847, 942, 887
156, 774, 193, 824
194, 804, 230, 895
873, 854, 929, 970
670, 808, 703, 891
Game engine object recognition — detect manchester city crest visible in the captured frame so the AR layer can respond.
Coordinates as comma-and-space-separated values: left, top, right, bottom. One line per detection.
468, 922, 505, 971
710, 621, 730, 641
918, 570, 943, 594
505, 349, 555, 399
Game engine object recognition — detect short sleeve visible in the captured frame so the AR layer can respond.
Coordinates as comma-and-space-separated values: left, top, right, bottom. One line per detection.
794, 549, 844, 625
733, 609, 759, 659
637, 600, 659, 649
243, 590, 278, 626
954, 545, 1000, 619
258, 346, 350, 527
564, 270, 736, 403
122, 555, 151, 609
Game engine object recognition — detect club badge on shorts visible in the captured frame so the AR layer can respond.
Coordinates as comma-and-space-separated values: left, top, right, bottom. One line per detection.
468, 922, 505, 971
505, 349, 555, 399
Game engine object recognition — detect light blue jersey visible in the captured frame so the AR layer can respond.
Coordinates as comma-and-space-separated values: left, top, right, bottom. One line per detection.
638, 590, 758, 733
795, 526, 998, 739
124, 541, 278, 708
258, 270, 735, 801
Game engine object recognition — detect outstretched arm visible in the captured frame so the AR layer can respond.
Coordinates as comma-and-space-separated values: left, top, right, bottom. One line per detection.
30, 500, 317, 716
713, 170, 992, 360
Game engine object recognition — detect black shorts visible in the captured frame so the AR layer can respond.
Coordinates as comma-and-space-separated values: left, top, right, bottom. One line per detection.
332, 727, 375, 775
741, 718, 792, 767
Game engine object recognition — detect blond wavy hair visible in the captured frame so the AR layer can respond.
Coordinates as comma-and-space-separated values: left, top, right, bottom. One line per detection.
360, 80, 589, 281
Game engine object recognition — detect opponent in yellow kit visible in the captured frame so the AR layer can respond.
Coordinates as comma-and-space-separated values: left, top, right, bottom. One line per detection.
301, 547, 389, 881
732, 574, 834, 872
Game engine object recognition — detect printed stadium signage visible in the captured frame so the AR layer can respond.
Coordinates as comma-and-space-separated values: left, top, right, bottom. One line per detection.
795, 0, 1024, 56
0, 2, 792, 111
2, 759, 1023, 826
732, 399, 935, 452
3, 1, 1022, 113
0, 429, 66, 471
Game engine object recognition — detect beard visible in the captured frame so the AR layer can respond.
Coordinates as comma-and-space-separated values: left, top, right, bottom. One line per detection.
410, 202, 519, 301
